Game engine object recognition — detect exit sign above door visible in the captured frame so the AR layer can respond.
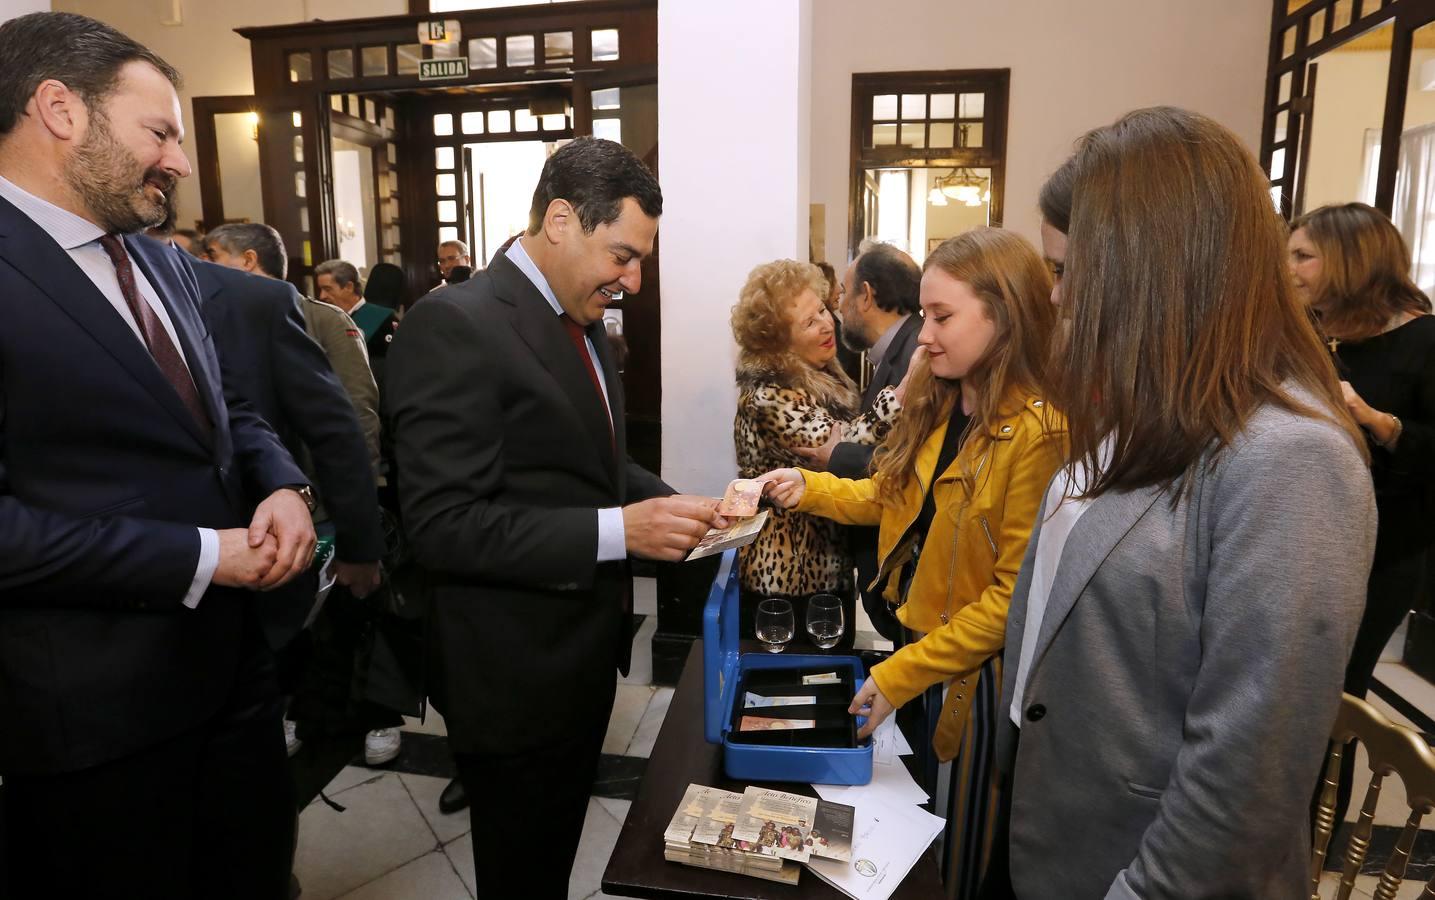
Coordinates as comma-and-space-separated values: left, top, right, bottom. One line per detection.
419, 58, 469, 82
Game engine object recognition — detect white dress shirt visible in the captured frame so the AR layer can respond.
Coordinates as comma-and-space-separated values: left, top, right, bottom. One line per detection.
1008, 438, 1112, 726
0, 175, 218, 608
505, 239, 626, 563
867, 313, 911, 366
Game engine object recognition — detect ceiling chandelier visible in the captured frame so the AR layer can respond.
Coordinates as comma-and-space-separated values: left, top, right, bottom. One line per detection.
928, 168, 990, 208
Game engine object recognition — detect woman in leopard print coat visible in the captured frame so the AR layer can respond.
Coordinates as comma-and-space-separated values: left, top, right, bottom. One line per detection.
731, 259, 900, 601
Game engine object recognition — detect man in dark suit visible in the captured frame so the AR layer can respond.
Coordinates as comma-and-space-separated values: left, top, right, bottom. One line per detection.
387, 138, 725, 899
797, 243, 922, 641
192, 252, 385, 634
0, 13, 314, 898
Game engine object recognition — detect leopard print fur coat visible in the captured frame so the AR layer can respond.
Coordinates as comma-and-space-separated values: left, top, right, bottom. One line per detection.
733, 354, 900, 598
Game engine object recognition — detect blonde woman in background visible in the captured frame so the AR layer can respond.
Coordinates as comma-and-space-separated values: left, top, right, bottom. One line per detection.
731, 259, 903, 637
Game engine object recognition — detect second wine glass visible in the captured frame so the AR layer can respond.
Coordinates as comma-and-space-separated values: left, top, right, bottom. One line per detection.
806, 593, 844, 649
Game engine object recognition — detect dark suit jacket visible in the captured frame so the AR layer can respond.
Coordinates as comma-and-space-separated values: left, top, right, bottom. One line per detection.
387, 252, 670, 755
0, 203, 304, 775
828, 313, 922, 479
194, 260, 384, 648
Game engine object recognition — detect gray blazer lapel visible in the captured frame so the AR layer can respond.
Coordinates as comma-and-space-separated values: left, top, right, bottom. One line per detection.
1028, 485, 1164, 674
999, 491, 1048, 735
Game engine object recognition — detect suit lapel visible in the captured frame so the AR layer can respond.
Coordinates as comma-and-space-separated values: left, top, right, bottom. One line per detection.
490, 254, 619, 490
0, 199, 212, 454
863, 314, 922, 407
1028, 484, 1164, 676
864, 360, 890, 408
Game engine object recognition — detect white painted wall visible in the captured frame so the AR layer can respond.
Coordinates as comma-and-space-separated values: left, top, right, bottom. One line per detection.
810, 0, 1272, 261
658, 0, 1270, 493
1, 0, 51, 18
658, 0, 812, 495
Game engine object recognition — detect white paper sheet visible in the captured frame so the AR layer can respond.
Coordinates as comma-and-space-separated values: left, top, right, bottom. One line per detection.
805, 794, 945, 900
870, 717, 914, 767
813, 753, 929, 807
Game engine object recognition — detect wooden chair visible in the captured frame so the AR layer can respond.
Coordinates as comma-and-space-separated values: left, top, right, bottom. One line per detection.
1311, 693, 1435, 900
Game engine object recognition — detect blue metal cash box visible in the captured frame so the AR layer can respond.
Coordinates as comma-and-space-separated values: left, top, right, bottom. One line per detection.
702, 549, 873, 785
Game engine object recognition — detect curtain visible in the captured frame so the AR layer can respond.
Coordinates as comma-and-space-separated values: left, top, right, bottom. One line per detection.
1395, 123, 1435, 295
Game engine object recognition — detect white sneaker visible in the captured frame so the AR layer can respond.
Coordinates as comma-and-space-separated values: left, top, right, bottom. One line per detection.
284, 719, 302, 758
364, 728, 401, 766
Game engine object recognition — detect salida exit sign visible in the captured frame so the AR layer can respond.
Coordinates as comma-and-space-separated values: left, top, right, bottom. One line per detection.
419, 58, 469, 81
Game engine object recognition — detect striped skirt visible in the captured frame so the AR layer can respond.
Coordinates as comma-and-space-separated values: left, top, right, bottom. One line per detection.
934, 655, 1002, 900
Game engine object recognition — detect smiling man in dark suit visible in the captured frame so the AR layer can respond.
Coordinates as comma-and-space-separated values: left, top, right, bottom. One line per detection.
388, 137, 726, 898
0, 13, 314, 899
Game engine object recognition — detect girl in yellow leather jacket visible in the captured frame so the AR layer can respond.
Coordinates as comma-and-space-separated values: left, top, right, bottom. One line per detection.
762, 228, 1065, 899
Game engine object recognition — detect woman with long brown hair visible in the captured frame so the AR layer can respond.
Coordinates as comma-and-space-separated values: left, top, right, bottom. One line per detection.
762, 228, 1064, 899
1289, 202, 1435, 825
988, 107, 1376, 900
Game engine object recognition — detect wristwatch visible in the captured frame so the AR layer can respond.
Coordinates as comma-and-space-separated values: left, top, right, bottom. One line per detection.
285, 484, 317, 512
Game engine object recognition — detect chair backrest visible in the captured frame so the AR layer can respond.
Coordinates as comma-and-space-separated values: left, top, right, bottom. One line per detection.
1311, 693, 1435, 900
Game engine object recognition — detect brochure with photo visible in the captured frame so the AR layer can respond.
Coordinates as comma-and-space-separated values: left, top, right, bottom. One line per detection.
689, 789, 746, 847
731, 786, 818, 863
663, 784, 729, 844
809, 800, 856, 863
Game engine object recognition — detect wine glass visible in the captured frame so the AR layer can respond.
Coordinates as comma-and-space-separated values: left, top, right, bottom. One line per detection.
806, 594, 845, 650
755, 598, 795, 653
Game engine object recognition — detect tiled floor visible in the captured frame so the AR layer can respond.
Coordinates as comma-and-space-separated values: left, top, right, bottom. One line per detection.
292, 581, 1435, 898
293, 580, 666, 899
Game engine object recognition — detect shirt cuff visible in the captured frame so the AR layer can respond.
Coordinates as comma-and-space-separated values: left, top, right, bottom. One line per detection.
1104, 870, 1140, 900
596, 507, 627, 562
184, 528, 220, 609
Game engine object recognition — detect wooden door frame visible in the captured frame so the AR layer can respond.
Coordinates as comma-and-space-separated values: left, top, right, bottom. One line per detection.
236, 0, 655, 281
847, 68, 1010, 262
191, 94, 259, 230
1261, 0, 1435, 218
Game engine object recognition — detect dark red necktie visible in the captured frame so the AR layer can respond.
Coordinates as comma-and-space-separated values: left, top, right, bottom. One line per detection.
559, 313, 613, 443
560, 314, 630, 617
98, 235, 213, 437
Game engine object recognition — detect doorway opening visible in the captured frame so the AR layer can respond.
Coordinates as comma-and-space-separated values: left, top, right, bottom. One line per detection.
198, 1, 662, 470
462, 139, 548, 266
848, 69, 1009, 264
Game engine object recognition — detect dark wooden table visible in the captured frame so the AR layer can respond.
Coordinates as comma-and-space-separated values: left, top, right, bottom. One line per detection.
602, 640, 946, 899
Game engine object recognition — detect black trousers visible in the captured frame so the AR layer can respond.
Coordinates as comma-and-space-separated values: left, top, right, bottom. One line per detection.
1328, 549, 1428, 828
453, 675, 616, 900
2, 614, 295, 900
978, 764, 1016, 899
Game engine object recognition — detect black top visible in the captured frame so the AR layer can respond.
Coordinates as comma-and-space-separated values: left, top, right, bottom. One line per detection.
914, 406, 972, 545
1333, 315, 1435, 563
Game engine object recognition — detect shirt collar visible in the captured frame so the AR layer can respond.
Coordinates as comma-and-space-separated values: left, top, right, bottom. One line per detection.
0, 173, 106, 250
869, 313, 911, 363
506, 236, 565, 317
350, 298, 367, 313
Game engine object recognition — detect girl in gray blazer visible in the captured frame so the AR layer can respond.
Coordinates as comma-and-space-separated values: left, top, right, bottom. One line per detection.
992, 107, 1376, 900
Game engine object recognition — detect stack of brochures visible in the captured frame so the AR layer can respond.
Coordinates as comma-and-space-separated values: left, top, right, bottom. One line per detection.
662, 784, 855, 886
